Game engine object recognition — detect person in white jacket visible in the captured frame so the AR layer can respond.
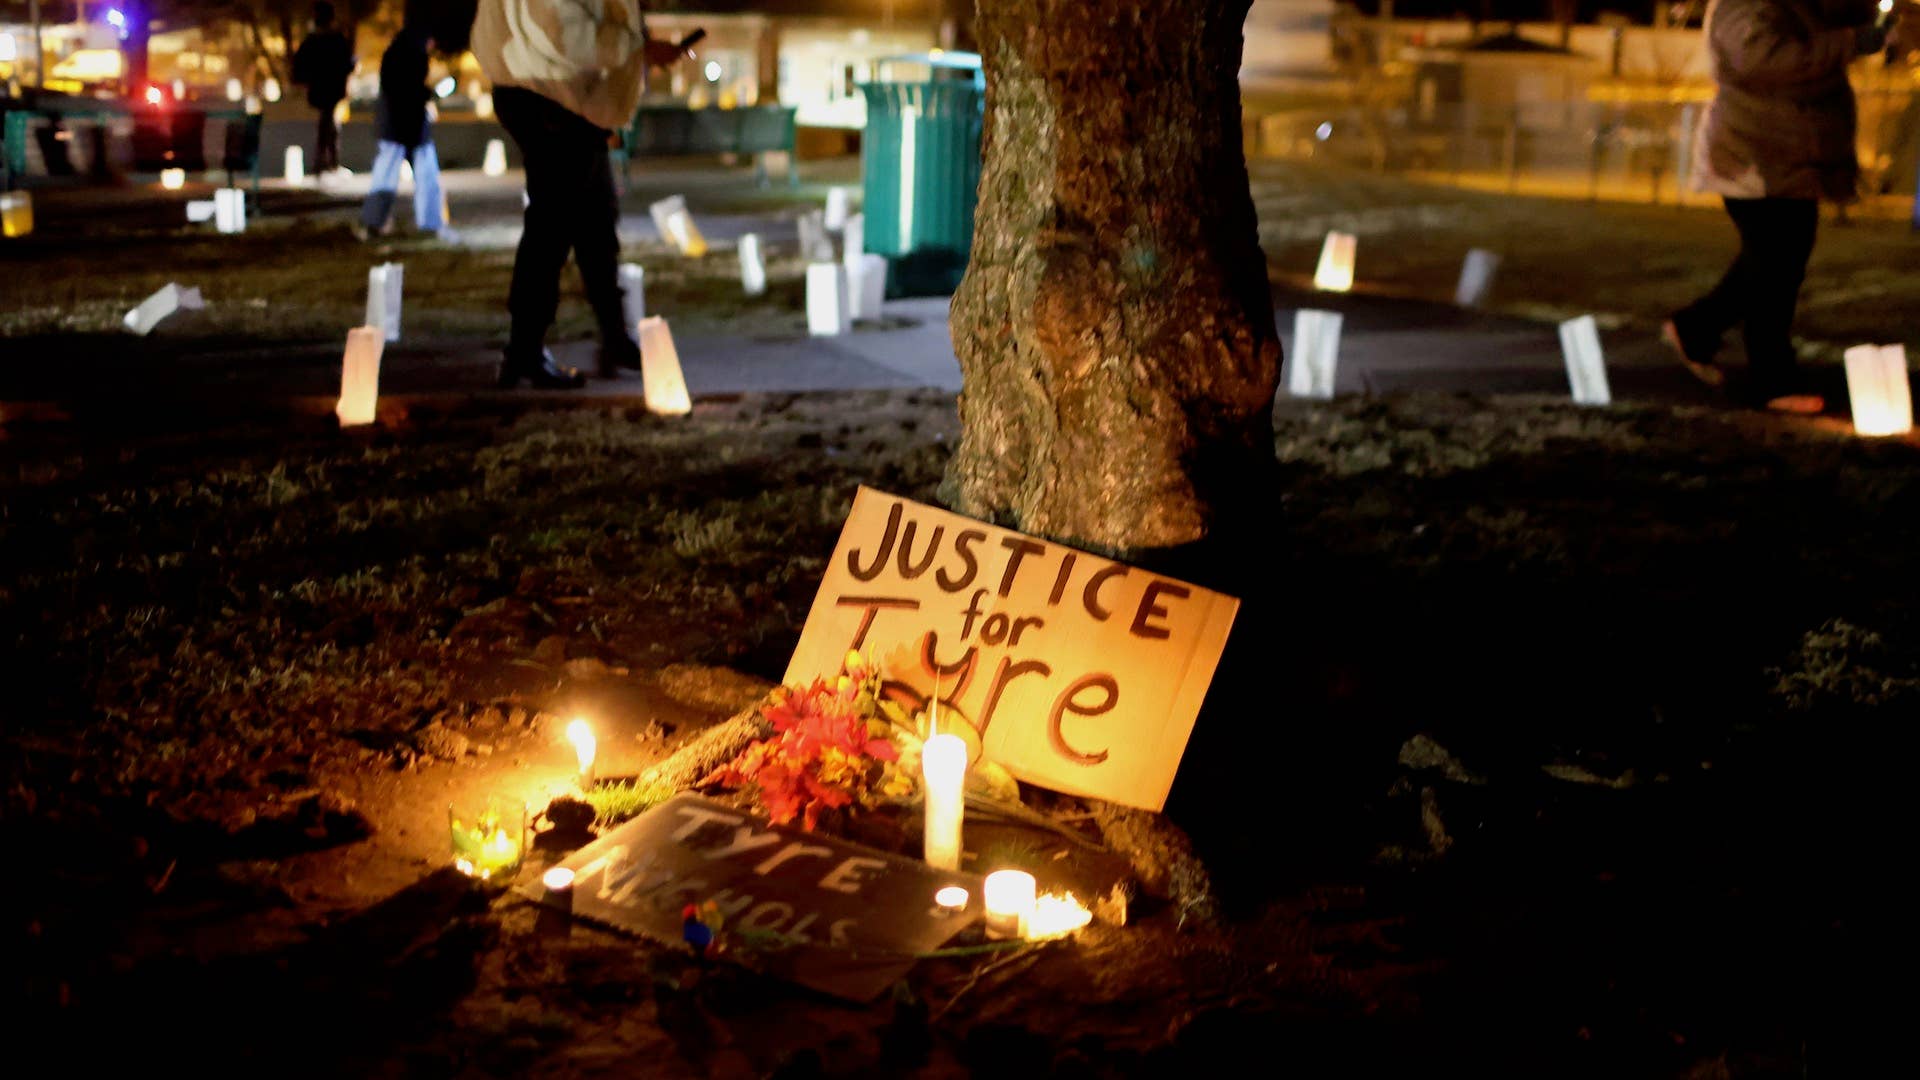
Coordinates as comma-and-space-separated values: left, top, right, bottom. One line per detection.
472, 0, 689, 388
1665, 0, 1910, 413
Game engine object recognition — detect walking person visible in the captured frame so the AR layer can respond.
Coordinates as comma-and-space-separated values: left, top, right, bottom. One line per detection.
471, 0, 691, 389
290, 1, 354, 177
358, 23, 449, 240
1665, 0, 1907, 413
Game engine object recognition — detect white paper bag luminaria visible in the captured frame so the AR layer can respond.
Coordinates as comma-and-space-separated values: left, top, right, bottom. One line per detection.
619, 263, 646, 331
739, 233, 767, 296
797, 210, 834, 262
850, 253, 888, 321
285, 146, 305, 184
824, 185, 853, 231
186, 199, 216, 223
213, 188, 246, 234
807, 262, 852, 337
1558, 315, 1612, 406
842, 213, 865, 267
1455, 248, 1501, 308
123, 283, 203, 335
1313, 231, 1356, 292
1843, 343, 1913, 437
336, 326, 385, 427
365, 263, 403, 342
482, 138, 508, 177
0, 191, 32, 238
1287, 309, 1342, 399
648, 195, 707, 256
637, 316, 693, 416
160, 167, 186, 190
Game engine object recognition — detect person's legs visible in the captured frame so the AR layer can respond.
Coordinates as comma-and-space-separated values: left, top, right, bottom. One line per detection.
494, 87, 585, 388
560, 118, 636, 371
1666, 197, 1763, 381
409, 138, 444, 233
360, 140, 406, 230
497, 88, 574, 354
1729, 196, 1819, 400
316, 104, 340, 173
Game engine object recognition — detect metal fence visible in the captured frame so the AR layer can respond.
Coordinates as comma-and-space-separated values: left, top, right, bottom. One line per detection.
1247, 85, 1920, 209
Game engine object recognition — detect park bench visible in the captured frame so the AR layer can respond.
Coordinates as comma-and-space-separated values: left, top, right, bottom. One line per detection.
613, 104, 797, 187
2, 99, 262, 193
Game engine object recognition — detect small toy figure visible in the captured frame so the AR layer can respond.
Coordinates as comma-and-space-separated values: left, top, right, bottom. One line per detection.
681, 900, 725, 959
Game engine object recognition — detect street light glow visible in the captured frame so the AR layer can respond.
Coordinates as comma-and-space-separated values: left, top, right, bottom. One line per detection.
704, 61, 721, 83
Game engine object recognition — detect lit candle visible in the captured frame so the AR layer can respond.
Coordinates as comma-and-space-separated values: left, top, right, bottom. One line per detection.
1028, 891, 1093, 940
450, 803, 525, 882
160, 168, 185, 190
983, 870, 1036, 940
542, 866, 576, 891
567, 718, 596, 787
921, 733, 967, 871
934, 885, 969, 916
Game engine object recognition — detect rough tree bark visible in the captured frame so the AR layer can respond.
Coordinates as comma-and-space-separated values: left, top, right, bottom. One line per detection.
942, 0, 1280, 555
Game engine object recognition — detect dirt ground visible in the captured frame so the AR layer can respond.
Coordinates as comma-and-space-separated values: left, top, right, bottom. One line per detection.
3, 162, 1919, 1076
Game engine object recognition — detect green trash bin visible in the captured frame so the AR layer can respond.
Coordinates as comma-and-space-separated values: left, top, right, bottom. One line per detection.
859, 53, 984, 296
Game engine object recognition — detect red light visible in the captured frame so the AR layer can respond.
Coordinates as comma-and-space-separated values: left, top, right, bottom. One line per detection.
144, 85, 164, 107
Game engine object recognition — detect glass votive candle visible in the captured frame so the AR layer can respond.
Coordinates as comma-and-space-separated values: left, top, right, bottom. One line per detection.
449, 798, 527, 885
983, 870, 1036, 939
934, 885, 969, 917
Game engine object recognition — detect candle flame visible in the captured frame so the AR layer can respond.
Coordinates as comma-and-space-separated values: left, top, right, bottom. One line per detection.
566, 718, 596, 775
1027, 891, 1093, 940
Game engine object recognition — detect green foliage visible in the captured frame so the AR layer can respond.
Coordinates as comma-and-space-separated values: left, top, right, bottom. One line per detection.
582, 780, 672, 827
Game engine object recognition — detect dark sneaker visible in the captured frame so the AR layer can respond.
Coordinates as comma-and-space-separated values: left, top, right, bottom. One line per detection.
598, 336, 641, 379
1662, 318, 1724, 387
499, 348, 586, 390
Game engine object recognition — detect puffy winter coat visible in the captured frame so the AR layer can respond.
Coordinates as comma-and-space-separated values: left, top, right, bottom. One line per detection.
471, 0, 649, 133
1693, 0, 1867, 202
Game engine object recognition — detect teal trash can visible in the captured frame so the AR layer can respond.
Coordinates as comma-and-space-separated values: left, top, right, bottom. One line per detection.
858, 53, 984, 296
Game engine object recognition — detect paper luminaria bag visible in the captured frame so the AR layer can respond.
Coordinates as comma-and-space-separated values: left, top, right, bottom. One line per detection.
1313, 230, 1355, 292
365, 263, 403, 343
849, 253, 887, 321
336, 326, 384, 427
1287, 309, 1341, 400
739, 233, 768, 297
807, 262, 851, 336
785, 488, 1240, 811
619, 263, 646, 330
1558, 314, 1612, 407
637, 316, 692, 416
1843, 344, 1913, 437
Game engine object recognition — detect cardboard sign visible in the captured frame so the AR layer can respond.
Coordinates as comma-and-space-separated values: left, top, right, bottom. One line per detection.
536, 794, 982, 1001
787, 488, 1239, 811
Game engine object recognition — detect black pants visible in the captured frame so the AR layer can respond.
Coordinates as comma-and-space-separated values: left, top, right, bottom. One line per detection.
493, 86, 628, 354
314, 102, 341, 173
1673, 196, 1819, 395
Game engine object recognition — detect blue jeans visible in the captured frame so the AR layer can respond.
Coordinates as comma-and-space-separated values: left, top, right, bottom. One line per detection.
361, 137, 443, 232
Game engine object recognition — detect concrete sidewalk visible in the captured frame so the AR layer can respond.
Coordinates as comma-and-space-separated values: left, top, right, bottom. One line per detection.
0, 285, 1731, 422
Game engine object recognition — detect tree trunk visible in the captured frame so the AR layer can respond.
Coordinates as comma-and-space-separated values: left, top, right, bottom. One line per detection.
941, 0, 1280, 556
